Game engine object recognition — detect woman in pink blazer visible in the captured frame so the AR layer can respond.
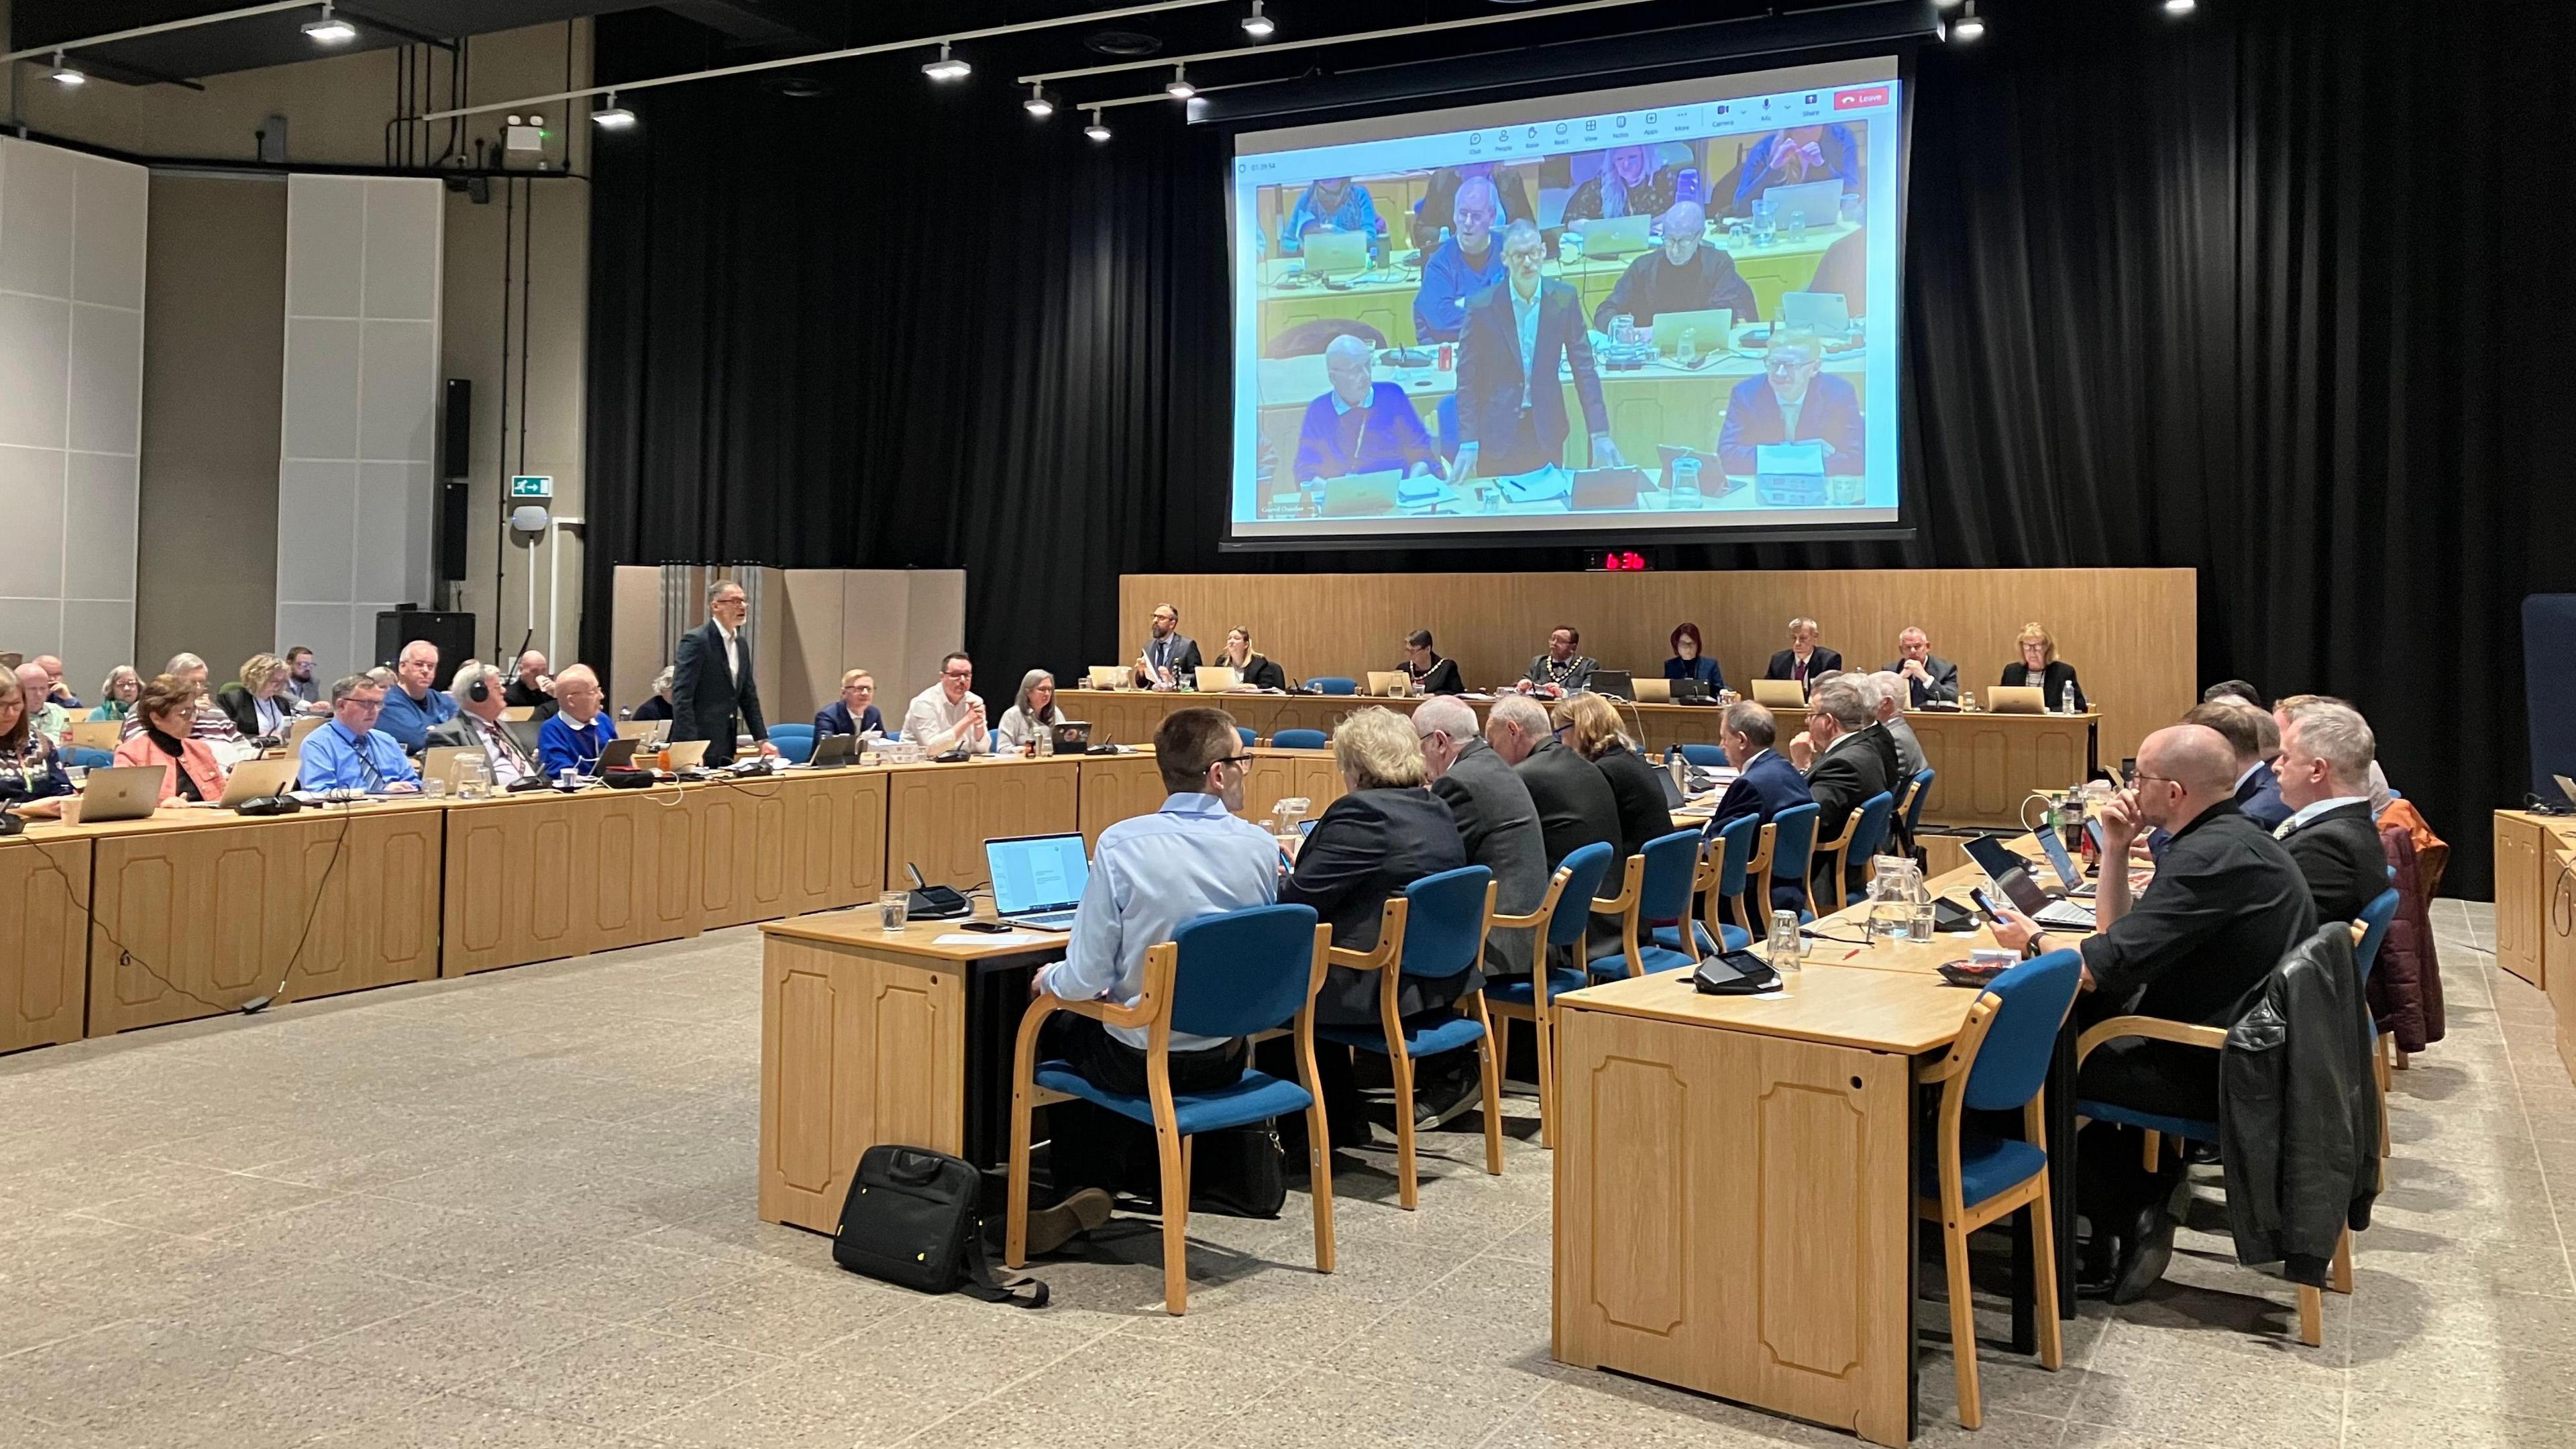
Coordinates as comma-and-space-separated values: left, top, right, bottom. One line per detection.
111, 674, 230, 805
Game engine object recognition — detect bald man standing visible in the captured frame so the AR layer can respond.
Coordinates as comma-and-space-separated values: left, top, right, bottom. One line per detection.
1990, 722, 2315, 1303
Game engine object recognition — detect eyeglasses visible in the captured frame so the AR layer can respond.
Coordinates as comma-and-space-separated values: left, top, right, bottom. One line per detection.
1209, 753, 1254, 771
2129, 773, 2179, 789
943, 669, 972, 680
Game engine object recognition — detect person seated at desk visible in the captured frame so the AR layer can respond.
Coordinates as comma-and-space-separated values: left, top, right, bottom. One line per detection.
1866, 672, 1927, 780
1728, 123, 1861, 215
283, 646, 324, 710
32, 653, 80, 712
1553, 692, 1669, 863
125, 653, 249, 753
1030, 706, 1279, 1234
1987, 724, 2316, 1301
904, 651, 989, 755
1452, 222, 1621, 481
0, 668, 74, 815
814, 669, 883, 739
426, 662, 540, 788
1414, 696, 1547, 985
1591, 201, 1761, 335
2203, 678, 2265, 710
1485, 694, 1619, 873
996, 669, 1062, 752
111, 674, 229, 805
1399, 629, 1464, 695
377, 639, 460, 754
2000, 621, 2088, 713
2270, 700, 2389, 922
631, 667, 676, 723
1788, 675, 1891, 909
537, 667, 616, 777
1521, 626, 1597, 695
1411, 176, 1508, 345
1703, 700, 1811, 837
1210, 628, 1288, 691
1135, 602, 1202, 690
1561, 144, 1678, 225
13, 661, 68, 750
1884, 625, 1959, 706
1409, 162, 1534, 254
1805, 223, 1867, 314
297, 675, 421, 793
1762, 616, 1842, 691
1717, 329, 1864, 476
1294, 336, 1441, 485
507, 651, 560, 722
1282, 176, 1382, 257
89, 665, 142, 723
1665, 622, 1725, 691
2185, 699, 2289, 831
1283, 706, 1474, 1129
215, 653, 297, 741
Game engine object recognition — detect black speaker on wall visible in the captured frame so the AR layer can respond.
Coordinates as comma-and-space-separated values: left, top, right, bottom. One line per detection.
375, 610, 476, 690
441, 378, 472, 480
437, 480, 470, 582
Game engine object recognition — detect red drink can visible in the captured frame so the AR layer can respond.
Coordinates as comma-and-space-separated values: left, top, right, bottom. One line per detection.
1438, 343, 1454, 371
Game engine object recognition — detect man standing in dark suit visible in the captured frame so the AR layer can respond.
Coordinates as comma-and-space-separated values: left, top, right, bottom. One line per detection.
1134, 602, 1201, 690
2272, 702, 2390, 922
1452, 221, 1621, 481
1790, 676, 1892, 909
1415, 697, 1549, 984
671, 578, 771, 766
1762, 617, 1843, 691
1883, 627, 1960, 707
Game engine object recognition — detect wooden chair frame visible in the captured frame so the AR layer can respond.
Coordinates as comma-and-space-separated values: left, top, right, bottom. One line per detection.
1587, 854, 1648, 979
1487, 859, 1627, 1150
1004, 922, 1338, 1315
2075, 1015, 2350, 1347
1807, 808, 1868, 921
1915, 989, 2065, 1430
1737, 821, 1778, 935
1328, 883, 1506, 1210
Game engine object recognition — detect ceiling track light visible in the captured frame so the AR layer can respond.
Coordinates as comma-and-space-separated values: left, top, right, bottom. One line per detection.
592, 91, 636, 128
49, 49, 85, 85
1085, 106, 1112, 142
303, 1, 357, 44
921, 40, 971, 82
1024, 81, 1055, 117
1950, 0, 1985, 39
1165, 62, 1195, 99
2163, 0, 2196, 12
1241, 0, 1275, 38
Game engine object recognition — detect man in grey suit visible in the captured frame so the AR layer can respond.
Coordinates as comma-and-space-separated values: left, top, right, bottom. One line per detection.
671, 578, 773, 767
1884, 626, 1960, 708
1414, 696, 1549, 983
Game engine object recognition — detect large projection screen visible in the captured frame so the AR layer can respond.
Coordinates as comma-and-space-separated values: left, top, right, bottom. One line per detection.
1227, 57, 1905, 546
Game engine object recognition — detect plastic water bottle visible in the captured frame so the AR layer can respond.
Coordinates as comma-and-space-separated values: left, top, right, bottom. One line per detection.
1785, 207, 1808, 244
1676, 327, 1698, 366
1768, 909, 1802, 975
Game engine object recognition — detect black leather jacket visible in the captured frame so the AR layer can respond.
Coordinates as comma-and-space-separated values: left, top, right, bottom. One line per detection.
2218, 924, 2379, 1285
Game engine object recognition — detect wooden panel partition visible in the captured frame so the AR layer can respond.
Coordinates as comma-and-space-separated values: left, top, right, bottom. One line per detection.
1, 839, 91, 1054
1120, 569, 2195, 775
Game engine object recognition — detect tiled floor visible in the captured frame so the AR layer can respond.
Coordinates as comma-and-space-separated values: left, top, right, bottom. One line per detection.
0, 898, 2566, 1448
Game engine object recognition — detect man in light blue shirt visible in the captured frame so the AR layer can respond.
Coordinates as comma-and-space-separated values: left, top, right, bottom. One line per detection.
376, 639, 459, 753
297, 676, 422, 793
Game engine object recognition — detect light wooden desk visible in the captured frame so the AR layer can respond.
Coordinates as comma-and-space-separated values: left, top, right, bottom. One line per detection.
1, 833, 91, 1055
2491, 810, 2576, 1083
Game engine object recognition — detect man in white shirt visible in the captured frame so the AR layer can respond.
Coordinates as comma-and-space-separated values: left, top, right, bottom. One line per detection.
424, 661, 541, 788
902, 651, 989, 755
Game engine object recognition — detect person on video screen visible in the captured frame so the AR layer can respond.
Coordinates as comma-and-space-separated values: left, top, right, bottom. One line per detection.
1452, 222, 1617, 480
1561, 144, 1679, 224
1729, 124, 1861, 215
1591, 201, 1760, 334
1294, 335, 1441, 483
1413, 175, 1510, 344
1717, 328, 1864, 476
1411, 162, 1534, 252
1283, 176, 1382, 256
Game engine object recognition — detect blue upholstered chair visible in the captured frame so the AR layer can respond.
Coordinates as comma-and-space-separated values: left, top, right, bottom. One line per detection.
1900, 766, 1936, 842
1273, 728, 1329, 749
1710, 812, 1765, 938
2356, 886, 2402, 1166
1485, 841, 1617, 1150
1317, 865, 1505, 1209
1236, 727, 1257, 748
1811, 789, 1897, 916
67, 746, 114, 770
1008, 904, 1335, 1314
1657, 826, 1754, 959
1674, 743, 1728, 767
765, 724, 816, 763
1307, 677, 1359, 696
1587, 828, 1707, 982
1916, 949, 2083, 1428
1758, 801, 1822, 923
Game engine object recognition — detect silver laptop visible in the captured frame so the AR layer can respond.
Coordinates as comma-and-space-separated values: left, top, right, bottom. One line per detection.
1297, 231, 1370, 278
1575, 212, 1654, 256
1780, 289, 1852, 338
217, 757, 301, 808
1762, 180, 1847, 231
78, 765, 164, 823
984, 833, 1091, 932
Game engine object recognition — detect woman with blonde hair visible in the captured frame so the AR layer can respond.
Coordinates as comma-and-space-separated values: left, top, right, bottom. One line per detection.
1552, 691, 1670, 859
1998, 621, 2087, 712
216, 652, 296, 740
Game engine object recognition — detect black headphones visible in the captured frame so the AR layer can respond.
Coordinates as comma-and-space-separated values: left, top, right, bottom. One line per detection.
466, 668, 491, 703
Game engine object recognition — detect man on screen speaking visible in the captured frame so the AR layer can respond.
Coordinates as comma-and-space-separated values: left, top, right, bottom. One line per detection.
1716, 328, 1864, 476
1412, 176, 1509, 344
1452, 221, 1619, 480
1294, 335, 1442, 483
1591, 201, 1761, 333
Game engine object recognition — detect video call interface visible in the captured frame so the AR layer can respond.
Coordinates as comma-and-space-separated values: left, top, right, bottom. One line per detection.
1227, 58, 1904, 543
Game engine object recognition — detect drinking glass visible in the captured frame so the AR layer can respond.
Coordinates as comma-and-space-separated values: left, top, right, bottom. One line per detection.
877, 892, 911, 932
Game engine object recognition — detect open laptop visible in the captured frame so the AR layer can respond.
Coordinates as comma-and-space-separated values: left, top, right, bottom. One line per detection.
1297, 231, 1371, 278
1052, 721, 1093, 753
287, 716, 326, 752
1570, 467, 1646, 511
2032, 825, 2096, 899
1761, 180, 1847, 231
617, 719, 669, 743
1963, 834, 2096, 930
2555, 773, 2576, 810
1670, 678, 1717, 704
1319, 468, 1403, 517
1085, 665, 1127, 691
1631, 678, 1672, 704
1575, 213, 1654, 256
1650, 308, 1733, 358
78, 765, 164, 824
663, 739, 709, 771
502, 719, 545, 757
597, 737, 643, 771
806, 733, 857, 769
1589, 669, 1635, 702
1780, 290, 1853, 340
217, 757, 301, 808
984, 833, 1091, 932
1750, 678, 1808, 708
1365, 670, 1412, 697
421, 746, 488, 794
1193, 665, 1240, 692
1986, 686, 2047, 714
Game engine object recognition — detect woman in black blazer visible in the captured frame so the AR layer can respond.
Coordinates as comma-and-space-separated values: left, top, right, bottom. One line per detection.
1213, 627, 1289, 691
1552, 693, 1670, 861
1397, 629, 1465, 694
1999, 622, 2088, 712
1281, 708, 1472, 1026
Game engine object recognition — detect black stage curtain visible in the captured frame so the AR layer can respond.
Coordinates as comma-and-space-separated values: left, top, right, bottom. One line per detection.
585, 0, 2575, 894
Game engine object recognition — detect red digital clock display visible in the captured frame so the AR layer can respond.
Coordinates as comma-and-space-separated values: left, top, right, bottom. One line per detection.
1600, 551, 1650, 571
